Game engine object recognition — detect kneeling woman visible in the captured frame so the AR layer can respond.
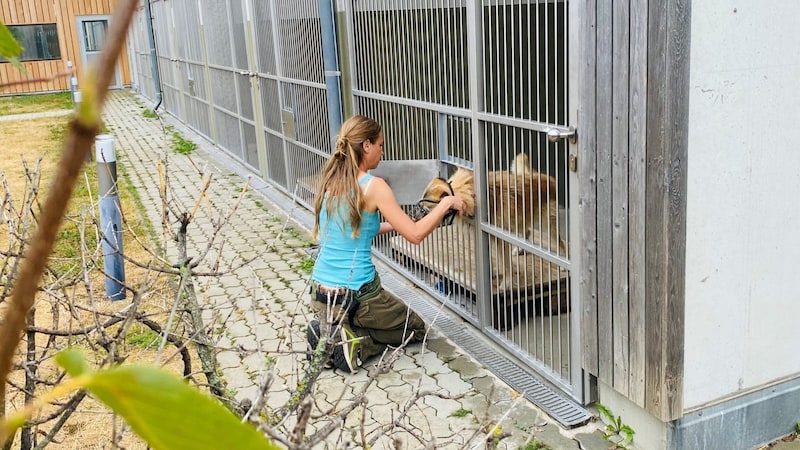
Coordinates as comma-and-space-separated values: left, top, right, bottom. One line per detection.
308, 115, 465, 373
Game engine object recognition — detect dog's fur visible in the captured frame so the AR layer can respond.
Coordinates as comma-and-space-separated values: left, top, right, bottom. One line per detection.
416, 153, 565, 291
417, 154, 559, 246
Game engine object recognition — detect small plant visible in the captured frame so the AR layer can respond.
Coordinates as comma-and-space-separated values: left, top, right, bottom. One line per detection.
142, 108, 158, 119
451, 408, 472, 418
597, 403, 635, 449
172, 131, 197, 155
519, 439, 548, 450
299, 257, 314, 274
125, 325, 160, 349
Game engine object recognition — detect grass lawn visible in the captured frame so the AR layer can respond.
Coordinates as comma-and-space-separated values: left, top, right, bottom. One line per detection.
0, 91, 74, 116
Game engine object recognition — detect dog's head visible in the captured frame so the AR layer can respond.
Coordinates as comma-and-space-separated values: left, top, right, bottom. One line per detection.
410, 168, 476, 222
410, 176, 455, 222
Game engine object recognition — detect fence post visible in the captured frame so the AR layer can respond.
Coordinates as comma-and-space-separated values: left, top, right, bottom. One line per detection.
95, 135, 126, 301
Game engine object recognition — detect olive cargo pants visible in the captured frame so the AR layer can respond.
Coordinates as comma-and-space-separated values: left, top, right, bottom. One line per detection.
310, 273, 427, 361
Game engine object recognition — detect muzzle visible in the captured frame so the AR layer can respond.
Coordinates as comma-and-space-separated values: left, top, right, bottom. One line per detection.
410, 177, 456, 225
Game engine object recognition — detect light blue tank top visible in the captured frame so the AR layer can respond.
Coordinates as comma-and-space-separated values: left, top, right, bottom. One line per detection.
312, 174, 379, 290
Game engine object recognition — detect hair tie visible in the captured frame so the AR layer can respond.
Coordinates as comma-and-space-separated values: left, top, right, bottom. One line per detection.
334, 137, 349, 158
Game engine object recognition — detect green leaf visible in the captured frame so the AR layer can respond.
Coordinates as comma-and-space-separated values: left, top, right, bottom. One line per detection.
0, 22, 25, 72
82, 364, 278, 450
55, 348, 91, 377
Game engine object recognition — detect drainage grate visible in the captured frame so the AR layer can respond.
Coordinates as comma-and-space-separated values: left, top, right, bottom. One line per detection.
382, 271, 593, 429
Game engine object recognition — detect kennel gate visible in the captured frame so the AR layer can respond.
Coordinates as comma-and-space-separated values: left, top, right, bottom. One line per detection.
345, 0, 581, 398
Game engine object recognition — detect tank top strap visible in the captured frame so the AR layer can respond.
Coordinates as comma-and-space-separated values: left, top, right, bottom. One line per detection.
359, 174, 374, 195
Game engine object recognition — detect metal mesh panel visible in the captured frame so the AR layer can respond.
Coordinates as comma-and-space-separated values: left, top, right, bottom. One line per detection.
352, 1, 469, 108
230, 0, 249, 71
164, 82, 182, 117
214, 110, 242, 157
237, 73, 254, 121
152, 1, 171, 55
201, 0, 233, 67
259, 78, 282, 132
265, 132, 288, 189
184, 96, 211, 139
175, 0, 203, 62
242, 121, 259, 170
482, 0, 568, 125
252, 0, 277, 74
275, 0, 324, 84
183, 62, 207, 100
293, 84, 330, 152
209, 68, 237, 113
285, 142, 327, 208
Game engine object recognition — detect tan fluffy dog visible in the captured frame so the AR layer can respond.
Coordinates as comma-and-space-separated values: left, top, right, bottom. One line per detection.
417, 156, 558, 243
414, 154, 565, 291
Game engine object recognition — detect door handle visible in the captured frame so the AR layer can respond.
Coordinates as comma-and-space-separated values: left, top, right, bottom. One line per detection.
546, 126, 577, 144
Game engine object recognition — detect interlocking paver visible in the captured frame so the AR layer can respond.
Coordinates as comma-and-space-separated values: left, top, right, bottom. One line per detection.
99, 90, 605, 450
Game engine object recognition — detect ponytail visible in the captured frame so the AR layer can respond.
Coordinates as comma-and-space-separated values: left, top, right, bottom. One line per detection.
312, 115, 382, 240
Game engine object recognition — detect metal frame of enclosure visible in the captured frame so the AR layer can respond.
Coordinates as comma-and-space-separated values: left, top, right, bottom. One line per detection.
130, 0, 583, 401
132, 0, 693, 423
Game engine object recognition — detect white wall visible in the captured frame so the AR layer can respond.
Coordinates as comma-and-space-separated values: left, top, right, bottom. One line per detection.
685, 1, 800, 409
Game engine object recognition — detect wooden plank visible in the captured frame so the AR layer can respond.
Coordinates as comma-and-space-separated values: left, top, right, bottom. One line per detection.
644, 0, 667, 418
595, 0, 614, 385
64, 0, 80, 85
1, 1, 11, 23
19, 0, 30, 23
32, 0, 43, 22
611, 0, 631, 397
31, 62, 40, 92
579, 0, 599, 376
627, 0, 648, 408
661, 0, 690, 421
9, 0, 19, 22
54, 0, 70, 84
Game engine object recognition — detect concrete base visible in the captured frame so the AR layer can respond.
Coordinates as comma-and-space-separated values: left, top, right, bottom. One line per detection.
598, 377, 800, 450
670, 377, 800, 450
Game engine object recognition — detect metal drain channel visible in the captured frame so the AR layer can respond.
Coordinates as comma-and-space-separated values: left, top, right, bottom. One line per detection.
381, 270, 593, 429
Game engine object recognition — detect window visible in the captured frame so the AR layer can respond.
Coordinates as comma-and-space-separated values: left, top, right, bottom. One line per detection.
0, 24, 61, 62
82, 20, 107, 52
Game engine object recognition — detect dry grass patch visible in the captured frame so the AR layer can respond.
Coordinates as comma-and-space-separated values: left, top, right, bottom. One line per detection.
1, 98, 189, 449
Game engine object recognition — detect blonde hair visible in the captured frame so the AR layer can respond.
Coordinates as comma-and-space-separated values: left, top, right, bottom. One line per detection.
312, 115, 382, 239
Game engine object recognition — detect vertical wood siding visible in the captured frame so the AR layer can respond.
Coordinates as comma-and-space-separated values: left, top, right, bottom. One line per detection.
0, 0, 130, 95
580, 0, 690, 421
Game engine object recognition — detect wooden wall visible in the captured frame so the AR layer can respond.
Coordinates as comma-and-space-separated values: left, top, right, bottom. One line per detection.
579, 0, 691, 422
0, 0, 131, 95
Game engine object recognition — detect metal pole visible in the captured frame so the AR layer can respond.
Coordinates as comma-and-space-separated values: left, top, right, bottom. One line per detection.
319, 0, 343, 144
144, 0, 163, 111
96, 135, 126, 301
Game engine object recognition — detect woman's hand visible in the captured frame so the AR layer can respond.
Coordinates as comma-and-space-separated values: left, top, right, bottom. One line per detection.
447, 195, 466, 216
